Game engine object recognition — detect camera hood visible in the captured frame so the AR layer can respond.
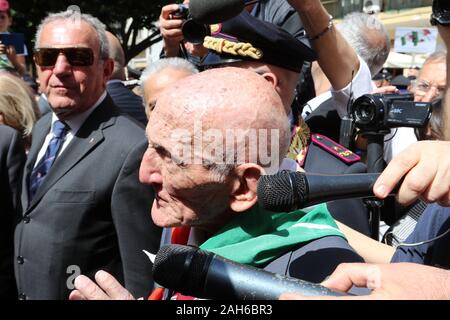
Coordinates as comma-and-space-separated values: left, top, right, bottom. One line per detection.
431, 0, 450, 26
182, 19, 211, 45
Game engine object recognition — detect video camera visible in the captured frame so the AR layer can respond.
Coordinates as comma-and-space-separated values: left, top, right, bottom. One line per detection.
350, 93, 432, 133
171, 4, 210, 45
431, 0, 450, 26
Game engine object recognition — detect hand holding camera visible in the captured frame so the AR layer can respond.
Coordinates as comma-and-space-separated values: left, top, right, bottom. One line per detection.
159, 4, 186, 57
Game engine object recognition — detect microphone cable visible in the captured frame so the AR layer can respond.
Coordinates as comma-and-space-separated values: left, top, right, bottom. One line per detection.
394, 225, 450, 248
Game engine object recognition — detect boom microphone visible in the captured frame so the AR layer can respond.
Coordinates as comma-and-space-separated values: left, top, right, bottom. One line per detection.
152, 244, 346, 300
257, 171, 399, 212
189, 0, 246, 24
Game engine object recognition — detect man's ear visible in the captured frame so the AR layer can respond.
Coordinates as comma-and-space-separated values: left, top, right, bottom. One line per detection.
229, 164, 265, 213
261, 71, 285, 99
261, 71, 279, 89
103, 58, 115, 83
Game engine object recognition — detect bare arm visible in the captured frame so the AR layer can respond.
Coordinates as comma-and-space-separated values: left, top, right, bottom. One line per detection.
287, 0, 360, 90
336, 221, 395, 264
159, 4, 185, 57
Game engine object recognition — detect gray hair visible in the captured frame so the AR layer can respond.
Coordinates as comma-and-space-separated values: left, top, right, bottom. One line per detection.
34, 10, 110, 60
423, 51, 447, 66
140, 57, 199, 85
337, 12, 390, 77
205, 162, 236, 183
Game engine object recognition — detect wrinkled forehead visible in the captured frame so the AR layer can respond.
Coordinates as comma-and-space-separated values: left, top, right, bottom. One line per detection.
146, 101, 186, 143
420, 61, 447, 80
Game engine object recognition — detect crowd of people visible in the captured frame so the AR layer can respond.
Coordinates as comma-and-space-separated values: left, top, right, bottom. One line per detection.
1, 0, 450, 300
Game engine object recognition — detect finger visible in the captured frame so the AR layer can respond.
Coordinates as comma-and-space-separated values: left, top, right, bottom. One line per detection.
396, 157, 437, 205
74, 275, 110, 300
421, 162, 450, 205
373, 143, 421, 198
6, 46, 16, 56
321, 263, 381, 293
95, 270, 135, 300
372, 86, 399, 94
161, 4, 182, 19
437, 192, 450, 207
69, 290, 87, 300
161, 29, 183, 39
279, 292, 379, 300
160, 18, 184, 30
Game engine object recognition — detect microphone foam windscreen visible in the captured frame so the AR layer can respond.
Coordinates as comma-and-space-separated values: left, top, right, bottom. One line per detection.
257, 171, 307, 212
152, 244, 210, 295
189, 0, 245, 24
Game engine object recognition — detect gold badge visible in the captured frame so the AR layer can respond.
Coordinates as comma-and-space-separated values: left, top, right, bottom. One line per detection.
210, 24, 222, 35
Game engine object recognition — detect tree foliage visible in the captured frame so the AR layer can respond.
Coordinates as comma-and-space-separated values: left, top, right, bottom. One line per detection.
10, 0, 175, 62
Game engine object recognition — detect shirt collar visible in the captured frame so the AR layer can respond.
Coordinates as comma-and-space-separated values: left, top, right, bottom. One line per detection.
51, 91, 107, 134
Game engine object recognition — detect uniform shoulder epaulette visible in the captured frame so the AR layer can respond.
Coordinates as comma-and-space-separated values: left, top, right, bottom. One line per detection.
311, 133, 361, 164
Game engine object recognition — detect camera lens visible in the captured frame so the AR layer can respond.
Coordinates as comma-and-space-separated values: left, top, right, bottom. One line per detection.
354, 101, 376, 125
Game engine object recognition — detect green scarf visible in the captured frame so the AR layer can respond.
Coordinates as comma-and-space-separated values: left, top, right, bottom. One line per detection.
200, 203, 345, 267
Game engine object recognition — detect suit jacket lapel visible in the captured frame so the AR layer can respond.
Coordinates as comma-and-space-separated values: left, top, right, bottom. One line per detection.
26, 96, 119, 212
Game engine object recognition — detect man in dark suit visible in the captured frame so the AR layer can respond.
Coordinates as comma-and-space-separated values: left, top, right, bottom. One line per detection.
14, 10, 161, 300
105, 31, 147, 125
0, 125, 25, 299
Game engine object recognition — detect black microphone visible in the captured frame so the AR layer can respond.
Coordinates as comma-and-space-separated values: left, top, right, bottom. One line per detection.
189, 0, 246, 24
257, 171, 398, 212
152, 244, 346, 300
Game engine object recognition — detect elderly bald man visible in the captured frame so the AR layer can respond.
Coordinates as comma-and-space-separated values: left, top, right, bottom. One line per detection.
69, 67, 362, 300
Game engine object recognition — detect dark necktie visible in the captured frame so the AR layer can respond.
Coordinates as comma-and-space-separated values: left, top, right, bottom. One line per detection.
29, 120, 69, 200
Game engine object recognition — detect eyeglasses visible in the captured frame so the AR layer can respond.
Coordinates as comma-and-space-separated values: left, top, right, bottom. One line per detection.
34, 47, 94, 67
410, 79, 446, 97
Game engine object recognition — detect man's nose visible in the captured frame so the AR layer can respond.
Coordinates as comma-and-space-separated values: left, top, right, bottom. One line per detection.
52, 54, 72, 75
139, 148, 163, 185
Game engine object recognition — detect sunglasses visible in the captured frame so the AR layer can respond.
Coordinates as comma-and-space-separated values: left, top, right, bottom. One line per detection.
34, 47, 94, 67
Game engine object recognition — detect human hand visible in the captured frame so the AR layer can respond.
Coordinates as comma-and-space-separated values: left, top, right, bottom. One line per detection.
0, 42, 5, 55
69, 270, 136, 300
372, 86, 399, 95
159, 4, 185, 57
373, 141, 450, 206
183, 41, 209, 58
280, 263, 450, 300
0, 43, 17, 60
